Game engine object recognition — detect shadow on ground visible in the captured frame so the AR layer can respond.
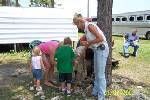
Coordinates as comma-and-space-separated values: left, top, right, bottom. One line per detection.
0, 61, 150, 100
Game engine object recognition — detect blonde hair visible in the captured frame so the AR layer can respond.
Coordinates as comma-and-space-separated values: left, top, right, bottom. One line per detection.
73, 13, 83, 24
74, 13, 83, 18
32, 46, 41, 56
64, 37, 72, 45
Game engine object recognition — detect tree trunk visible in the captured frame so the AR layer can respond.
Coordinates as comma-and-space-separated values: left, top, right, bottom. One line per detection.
16, 0, 20, 7
2, 0, 10, 6
97, 0, 113, 86
2, 0, 6, 6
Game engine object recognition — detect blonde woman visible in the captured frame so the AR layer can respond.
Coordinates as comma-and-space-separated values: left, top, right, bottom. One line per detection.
73, 14, 109, 100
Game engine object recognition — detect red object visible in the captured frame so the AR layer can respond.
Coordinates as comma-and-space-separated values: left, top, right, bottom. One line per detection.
80, 35, 87, 41
85, 18, 92, 22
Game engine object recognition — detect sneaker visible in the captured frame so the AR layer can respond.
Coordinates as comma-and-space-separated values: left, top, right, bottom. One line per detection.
59, 88, 66, 94
36, 86, 42, 91
131, 53, 137, 57
124, 53, 129, 58
67, 90, 71, 96
40, 95, 46, 100
29, 86, 34, 91
62, 88, 66, 92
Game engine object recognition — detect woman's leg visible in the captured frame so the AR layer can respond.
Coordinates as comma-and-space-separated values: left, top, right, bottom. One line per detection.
42, 54, 55, 87
49, 63, 55, 82
92, 49, 98, 96
96, 46, 109, 100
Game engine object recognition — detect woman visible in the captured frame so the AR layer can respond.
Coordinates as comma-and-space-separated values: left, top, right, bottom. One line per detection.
73, 14, 109, 100
29, 40, 59, 87
38, 41, 59, 87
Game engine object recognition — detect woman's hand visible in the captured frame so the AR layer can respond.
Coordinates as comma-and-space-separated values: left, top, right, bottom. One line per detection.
50, 59, 55, 66
42, 67, 46, 72
73, 60, 78, 67
80, 41, 89, 47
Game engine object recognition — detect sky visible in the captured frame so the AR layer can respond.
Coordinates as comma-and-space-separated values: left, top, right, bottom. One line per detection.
19, 0, 150, 17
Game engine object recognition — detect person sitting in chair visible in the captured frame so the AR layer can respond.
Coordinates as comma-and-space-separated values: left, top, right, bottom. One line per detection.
123, 29, 139, 57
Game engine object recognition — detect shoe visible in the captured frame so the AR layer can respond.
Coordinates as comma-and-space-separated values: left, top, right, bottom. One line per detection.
61, 88, 66, 93
36, 86, 42, 91
67, 90, 71, 96
131, 53, 137, 57
29, 86, 34, 91
40, 95, 46, 100
124, 53, 129, 58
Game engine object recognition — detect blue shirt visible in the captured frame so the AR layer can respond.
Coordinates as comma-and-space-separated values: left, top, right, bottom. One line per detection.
125, 33, 139, 42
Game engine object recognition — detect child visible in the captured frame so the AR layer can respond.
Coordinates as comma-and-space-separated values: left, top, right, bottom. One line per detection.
36, 40, 59, 87
30, 46, 45, 91
76, 35, 94, 79
54, 37, 75, 96
74, 45, 86, 81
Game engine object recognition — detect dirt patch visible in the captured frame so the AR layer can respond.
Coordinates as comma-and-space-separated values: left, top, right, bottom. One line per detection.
0, 61, 150, 100
0, 62, 28, 88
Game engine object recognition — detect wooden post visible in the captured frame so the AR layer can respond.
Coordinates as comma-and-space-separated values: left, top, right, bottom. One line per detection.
14, 43, 17, 52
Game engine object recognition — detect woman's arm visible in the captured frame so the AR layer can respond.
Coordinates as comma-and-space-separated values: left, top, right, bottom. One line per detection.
49, 46, 56, 66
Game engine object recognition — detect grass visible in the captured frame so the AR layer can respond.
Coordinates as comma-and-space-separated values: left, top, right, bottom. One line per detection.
112, 36, 150, 85
0, 36, 150, 99
0, 51, 29, 64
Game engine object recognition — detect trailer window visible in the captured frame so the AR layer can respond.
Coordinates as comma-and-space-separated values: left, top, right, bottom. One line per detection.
116, 18, 120, 21
122, 17, 127, 21
129, 17, 134, 21
147, 16, 150, 20
112, 18, 114, 21
137, 16, 143, 21
92, 18, 97, 22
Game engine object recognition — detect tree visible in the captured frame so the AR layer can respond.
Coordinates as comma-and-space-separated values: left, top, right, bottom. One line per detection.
2, 0, 20, 7
2, 0, 11, 6
97, 0, 113, 86
2, 0, 6, 6
16, 0, 20, 7
30, 0, 54, 8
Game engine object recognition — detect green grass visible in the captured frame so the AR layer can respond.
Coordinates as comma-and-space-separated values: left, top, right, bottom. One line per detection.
0, 36, 150, 99
112, 36, 150, 85
0, 51, 29, 64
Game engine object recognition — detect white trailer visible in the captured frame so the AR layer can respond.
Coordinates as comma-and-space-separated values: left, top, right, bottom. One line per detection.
0, 7, 78, 44
112, 10, 150, 39
91, 10, 150, 40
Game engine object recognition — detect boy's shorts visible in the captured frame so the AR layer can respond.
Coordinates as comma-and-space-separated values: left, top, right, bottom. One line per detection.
59, 73, 72, 83
32, 69, 42, 80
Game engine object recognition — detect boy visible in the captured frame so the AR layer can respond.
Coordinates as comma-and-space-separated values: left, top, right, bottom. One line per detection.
54, 37, 75, 96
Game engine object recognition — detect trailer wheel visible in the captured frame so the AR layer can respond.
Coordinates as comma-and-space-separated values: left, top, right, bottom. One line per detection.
146, 31, 150, 40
